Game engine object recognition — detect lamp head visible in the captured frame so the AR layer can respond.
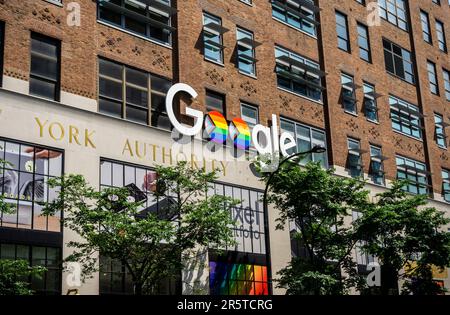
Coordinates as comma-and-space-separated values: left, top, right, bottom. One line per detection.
311, 145, 327, 154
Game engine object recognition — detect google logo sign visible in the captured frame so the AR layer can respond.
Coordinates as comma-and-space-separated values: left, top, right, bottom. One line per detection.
166, 83, 298, 157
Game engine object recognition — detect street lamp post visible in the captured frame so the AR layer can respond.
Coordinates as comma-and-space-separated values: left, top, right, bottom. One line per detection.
261, 145, 326, 294
262, 145, 327, 210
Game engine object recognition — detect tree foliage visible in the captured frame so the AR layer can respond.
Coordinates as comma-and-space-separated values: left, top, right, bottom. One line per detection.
42, 161, 237, 295
260, 156, 450, 295
262, 161, 370, 295
354, 181, 450, 295
0, 259, 46, 295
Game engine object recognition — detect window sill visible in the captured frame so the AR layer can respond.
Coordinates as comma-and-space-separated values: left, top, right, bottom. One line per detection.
437, 145, 448, 150
97, 20, 173, 50
277, 87, 323, 105
392, 130, 423, 142
238, 70, 257, 80
367, 119, 380, 124
272, 17, 317, 40
43, 0, 63, 7
238, 0, 253, 7
386, 71, 416, 87
344, 110, 358, 117
204, 57, 225, 68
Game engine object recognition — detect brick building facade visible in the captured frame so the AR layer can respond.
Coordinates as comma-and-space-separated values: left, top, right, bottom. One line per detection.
0, 0, 449, 295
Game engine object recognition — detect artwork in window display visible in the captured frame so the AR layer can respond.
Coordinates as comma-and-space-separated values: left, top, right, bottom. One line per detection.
0, 140, 62, 232
209, 261, 268, 295
208, 183, 266, 255
100, 160, 178, 221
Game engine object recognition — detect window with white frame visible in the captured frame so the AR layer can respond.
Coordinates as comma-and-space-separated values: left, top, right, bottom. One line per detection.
396, 156, 429, 195
442, 169, 450, 202
97, 0, 174, 45
420, 10, 432, 43
336, 11, 350, 52
271, 0, 318, 36
357, 23, 371, 62
347, 138, 364, 178
378, 0, 408, 31
363, 83, 379, 122
434, 114, 447, 148
236, 28, 259, 76
427, 61, 439, 95
341, 73, 358, 114
436, 19, 447, 52
389, 95, 423, 139
203, 12, 228, 64
443, 68, 450, 101
369, 145, 385, 185
280, 118, 328, 168
275, 46, 324, 101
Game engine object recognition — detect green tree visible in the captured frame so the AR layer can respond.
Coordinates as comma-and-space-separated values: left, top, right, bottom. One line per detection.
355, 181, 450, 295
42, 161, 237, 295
261, 161, 370, 295
0, 260, 46, 295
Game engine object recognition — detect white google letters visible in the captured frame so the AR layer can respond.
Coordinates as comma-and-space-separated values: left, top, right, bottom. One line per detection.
166, 83, 299, 157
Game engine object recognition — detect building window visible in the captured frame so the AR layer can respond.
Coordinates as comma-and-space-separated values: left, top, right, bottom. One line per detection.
208, 183, 266, 255
0, 243, 61, 295
420, 10, 432, 43
271, 0, 318, 36
205, 90, 225, 114
436, 20, 447, 52
352, 211, 377, 269
335, 11, 350, 52
427, 61, 439, 95
369, 145, 385, 185
435, 114, 447, 148
99, 159, 181, 295
97, 0, 174, 46
383, 39, 415, 84
442, 169, 450, 202
275, 46, 324, 102
280, 118, 328, 168
207, 183, 270, 294
378, 0, 408, 31
99, 254, 180, 295
396, 156, 429, 195
203, 12, 227, 64
347, 138, 363, 178
236, 28, 259, 76
363, 83, 379, 122
432, 0, 441, 4
98, 58, 172, 130
30, 33, 60, 101
0, 139, 63, 232
341, 73, 357, 114
444, 69, 450, 101
389, 95, 423, 139
357, 23, 371, 62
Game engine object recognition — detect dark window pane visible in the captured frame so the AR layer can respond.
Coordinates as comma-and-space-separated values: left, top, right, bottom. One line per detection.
99, 59, 123, 79
99, 98, 123, 118
99, 78, 123, 100
29, 78, 56, 100
126, 105, 148, 124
